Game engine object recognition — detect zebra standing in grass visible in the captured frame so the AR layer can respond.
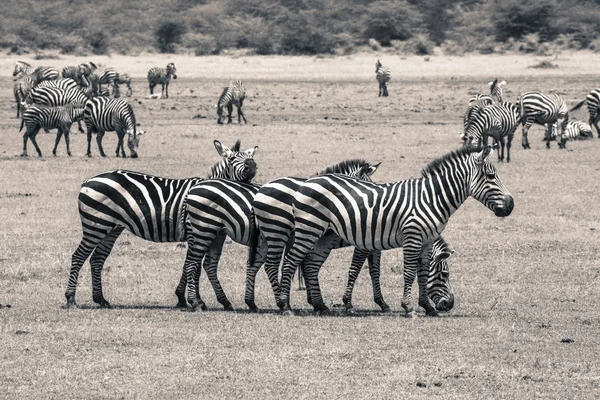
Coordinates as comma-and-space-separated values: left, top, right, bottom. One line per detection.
98, 69, 133, 98
147, 63, 177, 98
518, 91, 569, 149
246, 159, 383, 312
463, 79, 507, 133
83, 97, 142, 158
217, 80, 246, 124
461, 102, 521, 163
570, 89, 600, 138
375, 60, 391, 97
279, 146, 514, 316
64, 140, 260, 308
19, 104, 85, 157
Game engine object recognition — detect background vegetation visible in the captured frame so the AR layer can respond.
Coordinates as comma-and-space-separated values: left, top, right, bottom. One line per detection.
2, 0, 600, 56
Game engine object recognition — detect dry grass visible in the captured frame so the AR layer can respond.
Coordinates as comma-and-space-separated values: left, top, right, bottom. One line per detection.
1, 54, 600, 399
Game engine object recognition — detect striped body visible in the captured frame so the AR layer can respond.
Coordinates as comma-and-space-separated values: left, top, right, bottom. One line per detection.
83, 97, 139, 158
570, 88, 600, 138
547, 120, 593, 141
20, 104, 84, 157
13, 76, 33, 118
98, 69, 133, 97
147, 63, 177, 98
217, 80, 246, 124
279, 147, 514, 316
64, 140, 260, 308
375, 60, 391, 97
36, 78, 82, 92
62, 62, 96, 87
518, 91, 568, 149
462, 102, 520, 162
463, 79, 506, 132
31, 87, 90, 107
247, 159, 384, 312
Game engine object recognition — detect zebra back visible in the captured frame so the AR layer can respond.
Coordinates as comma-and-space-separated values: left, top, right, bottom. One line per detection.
36, 78, 80, 91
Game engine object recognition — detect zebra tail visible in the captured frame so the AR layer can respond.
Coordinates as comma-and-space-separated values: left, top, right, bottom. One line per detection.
570, 100, 586, 112
518, 94, 525, 125
19, 117, 24, 132
246, 211, 261, 271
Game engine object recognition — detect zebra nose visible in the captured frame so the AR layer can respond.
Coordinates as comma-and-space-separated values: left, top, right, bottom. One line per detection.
437, 295, 454, 311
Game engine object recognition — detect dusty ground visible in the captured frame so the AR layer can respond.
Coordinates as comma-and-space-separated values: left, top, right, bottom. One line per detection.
1, 54, 600, 399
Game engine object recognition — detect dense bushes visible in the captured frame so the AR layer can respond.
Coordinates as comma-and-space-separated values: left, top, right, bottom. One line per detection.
1, 0, 600, 55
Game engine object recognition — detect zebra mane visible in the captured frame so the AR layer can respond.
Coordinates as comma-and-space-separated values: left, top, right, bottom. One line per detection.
421, 146, 483, 178
314, 159, 369, 177
231, 140, 241, 152
489, 78, 498, 94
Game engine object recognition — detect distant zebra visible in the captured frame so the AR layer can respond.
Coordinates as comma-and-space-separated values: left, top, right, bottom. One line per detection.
546, 120, 593, 142
570, 89, 600, 138
83, 97, 142, 158
147, 63, 177, 98
19, 104, 85, 157
246, 159, 384, 312
62, 62, 97, 87
279, 146, 514, 316
518, 91, 568, 149
463, 79, 507, 132
461, 102, 521, 163
13, 77, 32, 118
375, 60, 391, 97
13, 61, 59, 82
217, 80, 246, 124
13, 61, 34, 78
64, 140, 260, 308
98, 69, 133, 97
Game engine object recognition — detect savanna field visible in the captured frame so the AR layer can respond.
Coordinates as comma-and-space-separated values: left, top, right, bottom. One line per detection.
1, 53, 600, 399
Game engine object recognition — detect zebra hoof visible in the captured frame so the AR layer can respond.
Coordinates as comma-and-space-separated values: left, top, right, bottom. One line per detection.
223, 302, 234, 311
379, 304, 392, 313
63, 296, 78, 309
281, 308, 294, 316
20, 153, 28, 158
405, 311, 417, 319
94, 297, 111, 308
175, 300, 188, 309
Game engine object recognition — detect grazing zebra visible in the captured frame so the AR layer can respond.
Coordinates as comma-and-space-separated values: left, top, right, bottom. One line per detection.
461, 102, 521, 163
64, 140, 260, 308
570, 89, 600, 138
98, 69, 133, 97
246, 159, 383, 312
19, 104, 85, 157
463, 79, 507, 132
279, 146, 514, 316
375, 60, 391, 97
147, 63, 177, 98
62, 62, 97, 87
83, 97, 142, 158
216, 80, 246, 124
518, 91, 568, 149
546, 120, 593, 142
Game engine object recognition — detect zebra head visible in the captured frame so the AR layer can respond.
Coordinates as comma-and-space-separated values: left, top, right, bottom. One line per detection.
127, 130, 144, 158
427, 237, 454, 312
375, 60, 382, 72
470, 146, 514, 217
488, 79, 506, 103
167, 63, 177, 80
212, 140, 258, 182
316, 159, 381, 182
13, 61, 31, 77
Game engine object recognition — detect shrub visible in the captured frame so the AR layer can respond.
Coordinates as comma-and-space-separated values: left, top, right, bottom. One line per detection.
86, 31, 109, 55
155, 21, 187, 53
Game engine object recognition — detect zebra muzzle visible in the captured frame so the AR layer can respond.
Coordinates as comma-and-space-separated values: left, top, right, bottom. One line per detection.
493, 196, 514, 217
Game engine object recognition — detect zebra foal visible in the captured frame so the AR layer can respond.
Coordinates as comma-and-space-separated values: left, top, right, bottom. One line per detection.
217, 80, 246, 124
19, 104, 85, 157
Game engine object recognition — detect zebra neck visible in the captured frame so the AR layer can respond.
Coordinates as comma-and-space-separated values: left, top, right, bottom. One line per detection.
421, 167, 470, 217
208, 160, 232, 179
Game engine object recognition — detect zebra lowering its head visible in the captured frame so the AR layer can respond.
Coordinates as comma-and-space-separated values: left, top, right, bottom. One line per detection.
62, 62, 97, 87
461, 102, 521, 163
98, 69, 133, 98
19, 104, 85, 157
84, 97, 143, 158
375, 60, 391, 97
279, 146, 514, 316
147, 63, 177, 98
217, 80, 246, 124
570, 88, 600, 138
518, 91, 569, 149
64, 140, 260, 308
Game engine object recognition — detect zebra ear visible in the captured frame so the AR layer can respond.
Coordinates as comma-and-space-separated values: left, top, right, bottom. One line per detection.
245, 146, 258, 158
364, 161, 381, 176
433, 248, 454, 263
214, 140, 232, 157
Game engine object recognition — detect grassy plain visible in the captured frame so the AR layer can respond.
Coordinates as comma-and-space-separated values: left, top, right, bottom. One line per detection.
1, 53, 600, 399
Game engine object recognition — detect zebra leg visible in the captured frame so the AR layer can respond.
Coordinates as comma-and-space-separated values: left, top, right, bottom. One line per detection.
96, 131, 107, 157
174, 244, 206, 310
341, 247, 368, 312
383, 83, 389, 97
417, 243, 438, 317
521, 121, 532, 149
367, 251, 389, 312
149, 83, 155, 95
64, 127, 72, 156
21, 127, 32, 157
28, 128, 43, 157
182, 238, 209, 311
227, 104, 233, 124
237, 102, 247, 124
164, 82, 168, 99
86, 126, 94, 157
202, 232, 235, 311
249, 235, 289, 311
498, 136, 505, 162
77, 119, 84, 133
115, 129, 126, 157
506, 134, 514, 163
545, 122, 553, 149
53, 127, 64, 156
400, 242, 421, 317
244, 237, 270, 312
89, 226, 125, 308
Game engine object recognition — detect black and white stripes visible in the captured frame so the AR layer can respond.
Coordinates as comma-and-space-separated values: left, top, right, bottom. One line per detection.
217, 80, 246, 124
147, 63, 177, 98
375, 60, 391, 97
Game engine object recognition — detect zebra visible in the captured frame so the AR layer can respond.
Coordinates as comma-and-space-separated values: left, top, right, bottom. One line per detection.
19, 104, 85, 157
35, 78, 82, 92
570, 89, 600, 138
13, 61, 59, 82
545, 120, 593, 142
64, 140, 259, 308
375, 60, 391, 97
62, 62, 97, 87
12, 66, 61, 116
517, 91, 569, 149
461, 102, 521, 163
463, 79, 507, 133
30, 86, 96, 133
246, 159, 384, 312
98, 69, 133, 98
83, 97, 142, 158
147, 63, 177, 98
216, 81, 246, 124
278, 146, 514, 316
